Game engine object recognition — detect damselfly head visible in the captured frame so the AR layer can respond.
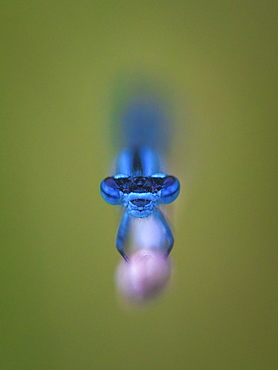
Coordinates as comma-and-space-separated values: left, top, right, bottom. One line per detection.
100, 174, 180, 212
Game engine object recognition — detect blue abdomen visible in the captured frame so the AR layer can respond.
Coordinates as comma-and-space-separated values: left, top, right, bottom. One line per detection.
115, 94, 171, 176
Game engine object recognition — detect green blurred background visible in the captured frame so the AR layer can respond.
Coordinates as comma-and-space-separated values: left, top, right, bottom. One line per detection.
1, 2, 277, 369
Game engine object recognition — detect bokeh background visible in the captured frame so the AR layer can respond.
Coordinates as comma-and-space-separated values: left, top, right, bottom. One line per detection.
1, 2, 277, 369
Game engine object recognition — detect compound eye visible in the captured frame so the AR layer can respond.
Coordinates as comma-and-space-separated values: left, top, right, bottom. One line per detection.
100, 177, 121, 205
160, 176, 180, 204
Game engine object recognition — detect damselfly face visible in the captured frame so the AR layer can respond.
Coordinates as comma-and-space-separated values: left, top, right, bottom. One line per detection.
100, 174, 180, 218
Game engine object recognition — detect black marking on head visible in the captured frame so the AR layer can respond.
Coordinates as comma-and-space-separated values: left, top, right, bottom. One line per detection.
113, 176, 170, 194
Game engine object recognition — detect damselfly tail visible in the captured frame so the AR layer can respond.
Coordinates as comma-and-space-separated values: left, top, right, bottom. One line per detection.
111, 78, 172, 158
119, 94, 170, 156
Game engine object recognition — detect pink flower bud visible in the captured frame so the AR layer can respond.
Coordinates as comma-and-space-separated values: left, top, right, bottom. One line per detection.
115, 249, 171, 304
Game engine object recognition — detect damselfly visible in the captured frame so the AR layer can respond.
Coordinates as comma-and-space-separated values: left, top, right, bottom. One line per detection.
100, 93, 180, 262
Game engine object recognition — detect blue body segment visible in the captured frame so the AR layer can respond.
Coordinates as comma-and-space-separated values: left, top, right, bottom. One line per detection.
100, 94, 180, 261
